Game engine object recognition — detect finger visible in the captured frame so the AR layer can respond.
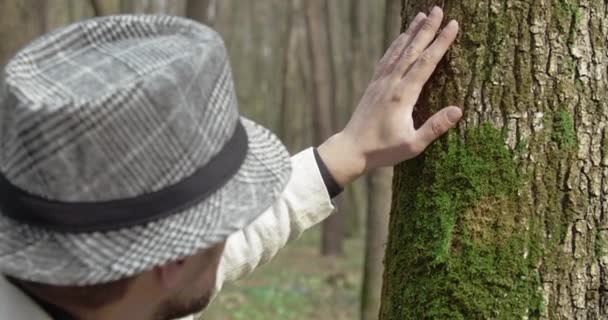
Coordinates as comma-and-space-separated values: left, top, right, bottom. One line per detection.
402, 20, 459, 90
392, 6, 444, 78
415, 106, 462, 148
374, 12, 427, 79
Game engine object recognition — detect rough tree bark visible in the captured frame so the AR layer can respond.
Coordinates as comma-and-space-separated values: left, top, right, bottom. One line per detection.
380, 0, 608, 319
305, 0, 345, 256
360, 1, 400, 320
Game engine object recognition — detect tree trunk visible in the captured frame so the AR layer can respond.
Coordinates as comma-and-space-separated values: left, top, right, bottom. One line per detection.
361, 172, 393, 320
90, 0, 186, 15
305, 0, 345, 256
278, 0, 298, 151
0, 1, 47, 67
0, 0, 189, 67
360, 1, 400, 320
0, 1, 102, 67
186, 0, 217, 26
120, 0, 186, 15
380, 1, 608, 319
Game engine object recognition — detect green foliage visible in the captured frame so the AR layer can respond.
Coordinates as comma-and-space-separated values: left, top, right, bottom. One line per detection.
385, 124, 543, 319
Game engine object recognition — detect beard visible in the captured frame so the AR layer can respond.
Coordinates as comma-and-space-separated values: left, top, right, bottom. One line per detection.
153, 291, 212, 320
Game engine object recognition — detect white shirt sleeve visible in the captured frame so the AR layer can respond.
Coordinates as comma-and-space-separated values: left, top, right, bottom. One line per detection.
212, 147, 335, 296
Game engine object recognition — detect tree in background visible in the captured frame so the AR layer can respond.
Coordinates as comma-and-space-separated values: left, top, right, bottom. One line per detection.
305, 0, 346, 256
0, 1, 96, 66
359, 0, 400, 319
0, 0, 202, 70
186, 0, 217, 26
305, 0, 387, 257
381, 1, 608, 319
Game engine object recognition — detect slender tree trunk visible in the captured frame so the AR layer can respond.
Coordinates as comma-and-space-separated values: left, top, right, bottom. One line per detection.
0, 1, 102, 66
361, 174, 393, 320
90, 0, 120, 15
305, 0, 345, 256
380, 1, 608, 319
0, 0, 190, 62
278, 0, 298, 151
360, 1, 401, 320
305, 0, 334, 158
186, 0, 217, 26
0, 1, 47, 67
120, 0, 186, 15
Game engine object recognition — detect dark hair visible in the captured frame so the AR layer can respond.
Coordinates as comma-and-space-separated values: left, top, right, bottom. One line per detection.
10, 276, 135, 309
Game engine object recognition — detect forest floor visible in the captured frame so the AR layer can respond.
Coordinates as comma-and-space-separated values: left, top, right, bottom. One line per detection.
201, 226, 364, 320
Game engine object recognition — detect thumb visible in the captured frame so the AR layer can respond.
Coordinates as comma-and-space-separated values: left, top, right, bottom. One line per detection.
415, 106, 463, 148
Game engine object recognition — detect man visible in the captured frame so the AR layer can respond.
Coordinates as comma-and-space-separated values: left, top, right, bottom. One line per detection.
0, 6, 461, 320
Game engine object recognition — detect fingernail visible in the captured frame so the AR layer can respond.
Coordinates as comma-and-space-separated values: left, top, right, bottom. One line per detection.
431, 6, 441, 15
447, 108, 463, 123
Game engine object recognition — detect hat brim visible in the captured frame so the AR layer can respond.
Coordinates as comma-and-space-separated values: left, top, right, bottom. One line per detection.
0, 116, 292, 285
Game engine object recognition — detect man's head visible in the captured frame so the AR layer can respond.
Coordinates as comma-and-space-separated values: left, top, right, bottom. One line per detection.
149, 241, 226, 319
0, 15, 292, 319
14, 241, 226, 320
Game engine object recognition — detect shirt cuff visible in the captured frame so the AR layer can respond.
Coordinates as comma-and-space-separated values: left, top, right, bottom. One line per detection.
313, 148, 344, 199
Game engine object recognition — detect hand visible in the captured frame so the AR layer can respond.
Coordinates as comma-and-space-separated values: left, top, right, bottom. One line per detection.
318, 6, 462, 187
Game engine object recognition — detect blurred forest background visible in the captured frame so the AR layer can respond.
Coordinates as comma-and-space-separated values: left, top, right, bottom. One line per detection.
0, 0, 402, 319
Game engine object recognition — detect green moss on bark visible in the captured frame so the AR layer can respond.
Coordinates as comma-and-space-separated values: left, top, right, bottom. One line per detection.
551, 108, 577, 149
553, 0, 582, 43
384, 124, 543, 319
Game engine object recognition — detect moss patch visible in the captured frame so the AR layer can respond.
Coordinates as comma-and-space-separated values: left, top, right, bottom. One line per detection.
553, 0, 582, 42
460, 196, 518, 245
551, 108, 577, 149
383, 124, 543, 319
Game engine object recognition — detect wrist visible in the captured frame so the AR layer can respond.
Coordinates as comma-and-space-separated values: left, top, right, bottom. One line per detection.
316, 132, 367, 187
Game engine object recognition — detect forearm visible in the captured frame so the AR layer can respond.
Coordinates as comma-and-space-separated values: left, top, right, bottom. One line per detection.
211, 148, 335, 297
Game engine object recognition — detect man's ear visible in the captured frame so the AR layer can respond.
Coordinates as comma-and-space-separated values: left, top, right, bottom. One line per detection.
154, 258, 187, 290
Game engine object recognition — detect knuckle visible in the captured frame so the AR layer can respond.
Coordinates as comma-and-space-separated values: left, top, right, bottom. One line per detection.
419, 51, 436, 65
390, 34, 407, 49
421, 21, 436, 33
388, 51, 401, 63
397, 32, 409, 42
403, 46, 422, 60
402, 28, 415, 39
431, 119, 445, 138
405, 139, 424, 155
438, 30, 452, 42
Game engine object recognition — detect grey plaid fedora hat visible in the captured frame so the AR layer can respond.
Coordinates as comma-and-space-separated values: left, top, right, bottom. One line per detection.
0, 15, 291, 286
